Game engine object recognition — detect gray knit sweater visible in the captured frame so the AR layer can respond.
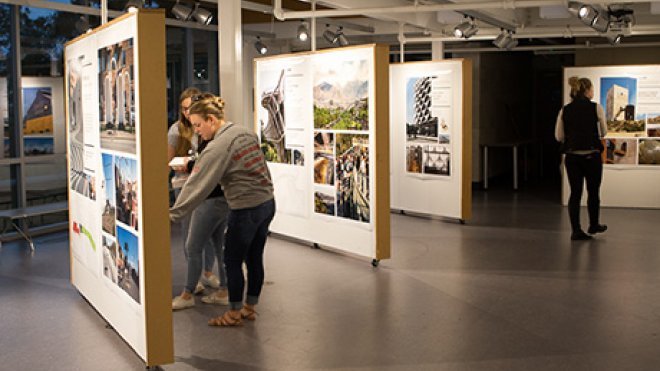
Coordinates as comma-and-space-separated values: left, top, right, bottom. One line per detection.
170, 122, 274, 223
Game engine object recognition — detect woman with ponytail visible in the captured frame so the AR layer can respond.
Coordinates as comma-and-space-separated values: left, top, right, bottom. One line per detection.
168, 88, 226, 310
170, 93, 275, 326
555, 77, 608, 240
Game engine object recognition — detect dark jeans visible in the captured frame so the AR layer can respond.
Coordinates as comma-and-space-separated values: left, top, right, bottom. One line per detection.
224, 199, 275, 310
565, 152, 603, 233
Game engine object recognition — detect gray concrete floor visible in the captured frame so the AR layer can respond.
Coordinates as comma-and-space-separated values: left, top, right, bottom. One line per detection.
2, 188, 660, 370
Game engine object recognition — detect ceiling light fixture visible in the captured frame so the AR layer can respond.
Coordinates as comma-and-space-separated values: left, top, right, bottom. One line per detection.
254, 36, 268, 55
297, 21, 309, 42
453, 18, 478, 39
323, 24, 336, 44
172, 0, 193, 21
493, 29, 518, 49
335, 26, 349, 46
124, 0, 143, 12
191, 3, 213, 25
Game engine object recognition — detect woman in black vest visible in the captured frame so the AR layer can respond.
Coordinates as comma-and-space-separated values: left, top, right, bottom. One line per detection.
556, 77, 608, 240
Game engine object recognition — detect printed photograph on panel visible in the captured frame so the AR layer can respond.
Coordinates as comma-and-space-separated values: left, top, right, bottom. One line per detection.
116, 225, 140, 304
406, 77, 438, 142
259, 68, 301, 165
314, 188, 335, 216
67, 59, 98, 199
101, 153, 116, 236
600, 77, 645, 136
114, 155, 139, 231
406, 145, 423, 173
102, 235, 119, 284
99, 38, 136, 154
24, 137, 54, 156
22, 87, 53, 135
639, 139, 660, 165
605, 138, 637, 165
314, 132, 334, 185
313, 56, 369, 130
424, 144, 451, 176
647, 113, 660, 137
335, 134, 369, 223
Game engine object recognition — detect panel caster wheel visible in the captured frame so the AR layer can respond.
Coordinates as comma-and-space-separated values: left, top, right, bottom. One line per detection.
312, 243, 320, 249
459, 219, 465, 225
371, 259, 379, 267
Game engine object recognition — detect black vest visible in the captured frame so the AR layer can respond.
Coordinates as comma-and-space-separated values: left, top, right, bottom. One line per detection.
561, 98, 603, 152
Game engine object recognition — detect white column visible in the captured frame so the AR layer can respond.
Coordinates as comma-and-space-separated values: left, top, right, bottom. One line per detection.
218, 0, 244, 126
432, 41, 444, 60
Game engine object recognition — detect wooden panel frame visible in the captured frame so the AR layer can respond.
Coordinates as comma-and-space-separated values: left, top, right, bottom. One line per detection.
64, 10, 173, 366
461, 59, 473, 220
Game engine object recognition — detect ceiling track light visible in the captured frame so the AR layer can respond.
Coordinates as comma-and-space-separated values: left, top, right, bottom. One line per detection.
335, 26, 349, 46
191, 3, 213, 25
591, 14, 610, 33
493, 29, 518, 50
453, 18, 478, 39
254, 36, 268, 55
124, 0, 143, 12
172, 0, 193, 21
297, 21, 309, 42
323, 24, 337, 44
608, 33, 623, 45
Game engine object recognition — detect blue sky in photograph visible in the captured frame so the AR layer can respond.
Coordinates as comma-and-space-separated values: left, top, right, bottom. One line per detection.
600, 77, 637, 108
406, 77, 418, 124
22, 87, 50, 117
115, 155, 137, 182
117, 225, 138, 273
102, 153, 115, 206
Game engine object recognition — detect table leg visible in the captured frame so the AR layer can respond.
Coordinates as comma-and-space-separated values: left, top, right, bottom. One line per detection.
513, 145, 518, 190
483, 146, 489, 190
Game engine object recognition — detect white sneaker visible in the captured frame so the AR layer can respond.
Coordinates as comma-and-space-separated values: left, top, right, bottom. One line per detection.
172, 295, 195, 310
193, 281, 205, 295
201, 290, 229, 305
200, 273, 220, 289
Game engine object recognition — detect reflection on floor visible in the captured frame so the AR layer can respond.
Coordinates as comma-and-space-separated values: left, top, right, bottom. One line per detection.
2, 187, 660, 370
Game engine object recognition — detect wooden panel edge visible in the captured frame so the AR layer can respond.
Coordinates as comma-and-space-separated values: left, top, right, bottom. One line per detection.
461, 59, 473, 221
374, 44, 391, 260
136, 11, 174, 366
63, 50, 75, 284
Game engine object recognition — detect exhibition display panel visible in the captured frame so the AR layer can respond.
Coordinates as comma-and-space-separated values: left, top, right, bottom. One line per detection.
64, 10, 173, 366
563, 66, 660, 208
254, 44, 391, 261
390, 60, 472, 220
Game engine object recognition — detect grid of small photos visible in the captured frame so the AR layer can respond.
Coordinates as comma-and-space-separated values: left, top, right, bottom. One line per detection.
599, 76, 660, 166
405, 75, 452, 176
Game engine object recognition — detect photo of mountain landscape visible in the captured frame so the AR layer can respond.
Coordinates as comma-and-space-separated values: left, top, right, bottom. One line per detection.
313, 56, 369, 130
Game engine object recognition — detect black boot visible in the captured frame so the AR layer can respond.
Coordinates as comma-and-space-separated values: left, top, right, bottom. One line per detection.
571, 230, 593, 241
588, 224, 607, 234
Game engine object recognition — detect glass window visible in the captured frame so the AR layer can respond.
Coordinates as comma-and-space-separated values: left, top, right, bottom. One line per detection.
166, 26, 184, 125
0, 165, 14, 210
21, 8, 99, 157
191, 29, 218, 94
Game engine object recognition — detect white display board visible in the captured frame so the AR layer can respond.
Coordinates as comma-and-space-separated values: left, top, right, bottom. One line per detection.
390, 60, 472, 219
65, 11, 172, 366
562, 66, 660, 208
254, 45, 390, 261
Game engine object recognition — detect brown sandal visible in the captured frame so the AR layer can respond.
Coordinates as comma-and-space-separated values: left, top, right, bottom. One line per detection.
240, 306, 258, 321
208, 311, 242, 327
